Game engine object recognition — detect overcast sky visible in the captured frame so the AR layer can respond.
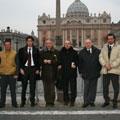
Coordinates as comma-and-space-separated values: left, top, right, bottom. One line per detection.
0, 0, 120, 36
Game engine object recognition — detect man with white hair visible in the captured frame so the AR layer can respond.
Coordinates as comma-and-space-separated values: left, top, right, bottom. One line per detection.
78, 39, 101, 108
40, 39, 59, 107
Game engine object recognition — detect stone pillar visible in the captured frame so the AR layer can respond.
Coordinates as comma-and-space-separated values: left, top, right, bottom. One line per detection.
38, 31, 43, 47
62, 30, 65, 45
70, 30, 72, 42
81, 30, 84, 47
56, 0, 62, 46
47, 31, 51, 39
56, 0, 63, 102
77, 29, 79, 47
91, 30, 93, 40
98, 30, 101, 48
65, 30, 68, 40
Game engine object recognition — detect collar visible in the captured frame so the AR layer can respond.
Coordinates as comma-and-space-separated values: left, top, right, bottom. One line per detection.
108, 44, 114, 48
86, 48, 92, 50
27, 47, 32, 50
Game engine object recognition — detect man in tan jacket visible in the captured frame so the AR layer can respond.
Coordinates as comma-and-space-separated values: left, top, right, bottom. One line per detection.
0, 39, 17, 108
99, 33, 120, 108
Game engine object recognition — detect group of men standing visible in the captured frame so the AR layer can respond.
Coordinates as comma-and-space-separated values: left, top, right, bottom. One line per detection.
0, 33, 120, 109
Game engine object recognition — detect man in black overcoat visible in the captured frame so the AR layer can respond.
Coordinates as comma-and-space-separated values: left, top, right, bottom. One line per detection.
78, 39, 101, 108
59, 40, 78, 106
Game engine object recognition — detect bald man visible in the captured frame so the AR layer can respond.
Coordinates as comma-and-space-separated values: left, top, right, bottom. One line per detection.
78, 39, 101, 108
40, 40, 59, 107
59, 40, 78, 106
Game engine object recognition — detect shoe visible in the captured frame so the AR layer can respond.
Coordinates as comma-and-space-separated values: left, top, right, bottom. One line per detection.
12, 104, 18, 108
46, 103, 54, 107
82, 103, 89, 108
64, 102, 69, 106
70, 102, 75, 107
113, 103, 118, 109
102, 102, 110, 107
0, 104, 5, 108
31, 103, 35, 107
20, 103, 25, 108
90, 103, 95, 107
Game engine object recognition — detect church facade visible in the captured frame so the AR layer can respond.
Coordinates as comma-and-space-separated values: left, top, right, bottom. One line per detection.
37, 0, 120, 48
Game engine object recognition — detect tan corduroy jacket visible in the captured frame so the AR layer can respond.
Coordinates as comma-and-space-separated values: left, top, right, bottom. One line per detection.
99, 43, 120, 75
0, 50, 16, 75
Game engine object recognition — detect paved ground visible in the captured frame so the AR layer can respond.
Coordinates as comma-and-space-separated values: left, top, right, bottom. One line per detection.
0, 96, 120, 120
0, 114, 120, 120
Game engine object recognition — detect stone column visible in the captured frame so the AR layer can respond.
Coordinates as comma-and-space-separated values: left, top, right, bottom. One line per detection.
56, 0, 62, 46
70, 30, 72, 42
65, 30, 68, 40
62, 30, 65, 45
98, 30, 101, 48
91, 30, 93, 40
56, 0, 63, 102
81, 30, 84, 47
47, 31, 51, 39
77, 29, 79, 47
38, 31, 43, 47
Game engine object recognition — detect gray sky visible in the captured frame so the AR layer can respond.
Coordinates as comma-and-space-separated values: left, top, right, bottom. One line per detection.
0, 0, 120, 36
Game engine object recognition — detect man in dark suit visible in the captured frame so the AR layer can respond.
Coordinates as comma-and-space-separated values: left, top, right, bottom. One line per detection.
78, 39, 101, 108
59, 40, 78, 106
18, 36, 40, 107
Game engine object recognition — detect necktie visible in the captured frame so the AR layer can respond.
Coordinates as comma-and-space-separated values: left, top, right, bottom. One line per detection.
28, 48, 31, 67
88, 49, 90, 53
108, 45, 112, 59
87, 49, 91, 54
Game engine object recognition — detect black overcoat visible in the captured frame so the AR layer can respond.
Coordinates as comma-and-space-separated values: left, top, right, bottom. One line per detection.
78, 46, 101, 79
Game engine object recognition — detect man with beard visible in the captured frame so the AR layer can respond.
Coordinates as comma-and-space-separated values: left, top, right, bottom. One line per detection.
99, 33, 120, 108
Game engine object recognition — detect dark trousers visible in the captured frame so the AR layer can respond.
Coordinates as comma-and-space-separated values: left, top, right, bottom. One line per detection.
103, 74, 119, 103
63, 76, 77, 103
0, 75, 17, 106
43, 75, 55, 105
0, 77, 1, 102
21, 67, 36, 104
83, 78, 98, 104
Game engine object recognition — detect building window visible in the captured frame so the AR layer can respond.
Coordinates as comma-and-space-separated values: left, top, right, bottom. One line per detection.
86, 19, 90, 23
94, 20, 97, 23
86, 35, 90, 38
103, 18, 107, 23
43, 20, 46, 24
67, 21, 70, 24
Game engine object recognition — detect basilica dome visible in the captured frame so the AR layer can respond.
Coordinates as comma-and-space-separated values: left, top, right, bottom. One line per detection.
66, 0, 89, 17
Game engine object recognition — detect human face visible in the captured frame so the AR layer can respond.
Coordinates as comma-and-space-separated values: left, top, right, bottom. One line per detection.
45, 40, 53, 49
64, 40, 71, 49
84, 39, 93, 49
4, 42, 11, 51
26, 38, 33, 47
107, 36, 115, 45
